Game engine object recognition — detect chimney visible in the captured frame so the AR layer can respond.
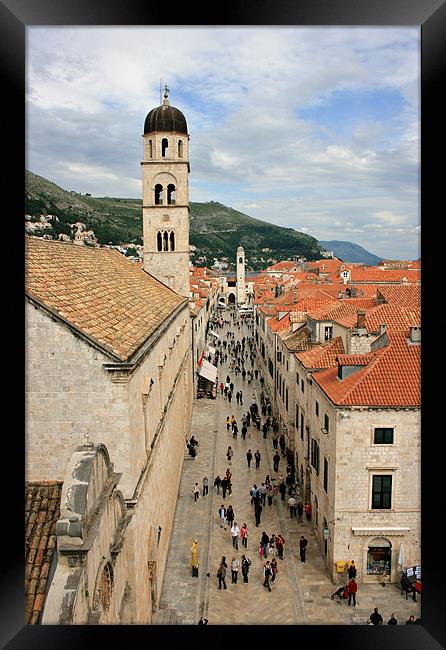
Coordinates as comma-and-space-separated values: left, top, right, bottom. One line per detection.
380, 323, 387, 335
409, 326, 421, 343
356, 309, 366, 329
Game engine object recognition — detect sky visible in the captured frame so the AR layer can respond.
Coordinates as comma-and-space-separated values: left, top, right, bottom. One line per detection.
26, 27, 420, 260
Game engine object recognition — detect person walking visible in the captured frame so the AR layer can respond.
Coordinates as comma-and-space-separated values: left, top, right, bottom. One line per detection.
279, 434, 286, 455
202, 476, 209, 497
232, 422, 238, 439
368, 607, 383, 625
254, 450, 261, 469
297, 500, 304, 523
236, 391, 240, 405
347, 577, 358, 606
239, 389, 243, 405
226, 415, 231, 431
263, 561, 272, 592
254, 500, 263, 527
246, 449, 253, 468
218, 504, 227, 529
275, 534, 285, 560
193, 482, 200, 502
231, 522, 240, 550
230, 556, 240, 584
273, 451, 281, 473
226, 446, 234, 464
226, 504, 235, 528
272, 433, 279, 450
221, 476, 228, 500
270, 557, 278, 583
217, 557, 228, 590
288, 495, 297, 518
259, 483, 267, 505
267, 483, 274, 506
241, 424, 247, 440
299, 536, 308, 562
240, 523, 248, 549
241, 555, 251, 583
260, 531, 270, 558
214, 475, 221, 494
228, 391, 232, 403
279, 481, 287, 501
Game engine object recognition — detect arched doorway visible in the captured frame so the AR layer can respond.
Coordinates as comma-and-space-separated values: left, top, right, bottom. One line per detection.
366, 537, 392, 581
228, 292, 236, 305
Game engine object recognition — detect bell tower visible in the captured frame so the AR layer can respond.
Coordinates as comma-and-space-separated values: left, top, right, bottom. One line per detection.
141, 86, 190, 298
236, 246, 246, 305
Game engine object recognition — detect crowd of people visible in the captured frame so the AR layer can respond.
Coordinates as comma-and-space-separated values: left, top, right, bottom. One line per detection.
190, 304, 419, 623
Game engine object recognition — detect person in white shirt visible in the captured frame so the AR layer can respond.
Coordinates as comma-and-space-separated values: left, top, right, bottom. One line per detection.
230, 556, 240, 584
231, 522, 240, 550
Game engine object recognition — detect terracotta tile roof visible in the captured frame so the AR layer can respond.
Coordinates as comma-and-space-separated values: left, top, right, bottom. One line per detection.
349, 267, 421, 283
336, 354, 375, 366
335, 303, 421, 332
25, 481, 63, 624
313, 331, 420, 407
266, 261, 298, 271
282, 327, 312, 351
268, 314, 291, 332
25, 238, 186, 362
295, 336, 345, 369
376, 285, 421, 310
307, 300, 363, 322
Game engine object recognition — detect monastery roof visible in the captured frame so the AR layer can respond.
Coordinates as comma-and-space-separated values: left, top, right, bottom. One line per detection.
25, 237, 186, 362
295, 336, 345, 369
25, 480, 63, 624
313, 330, 420, 407
266, 261, 298, 271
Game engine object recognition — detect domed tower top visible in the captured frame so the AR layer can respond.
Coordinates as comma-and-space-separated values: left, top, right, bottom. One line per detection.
144, 86, 188, 135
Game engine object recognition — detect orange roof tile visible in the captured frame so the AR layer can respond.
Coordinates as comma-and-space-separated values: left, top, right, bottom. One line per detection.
25, 481, 63, 624
25, 237, 186, 362
376, 285, 421, 310
295, 336, 345, 369
313, 331, 420, 407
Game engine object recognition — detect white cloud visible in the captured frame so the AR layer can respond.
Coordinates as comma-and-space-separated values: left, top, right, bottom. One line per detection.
26, 26, 420, 259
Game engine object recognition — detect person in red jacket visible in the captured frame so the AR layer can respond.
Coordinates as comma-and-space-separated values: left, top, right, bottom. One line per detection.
347, 577, 358, 606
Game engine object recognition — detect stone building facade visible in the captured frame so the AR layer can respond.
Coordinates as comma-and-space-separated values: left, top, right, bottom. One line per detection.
25, 237, 193, 622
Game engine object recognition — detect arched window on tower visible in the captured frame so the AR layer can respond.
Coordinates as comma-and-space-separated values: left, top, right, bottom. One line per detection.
157, 231, 162, 251
170, 231, 175, 251
162, 138, 168, 158
149, 139, 153, 158
155, 184, 163, 205
239, 257, 243, 264
178, 140, 183, 158
167, 184, 176, 205
163, 231, 169, 251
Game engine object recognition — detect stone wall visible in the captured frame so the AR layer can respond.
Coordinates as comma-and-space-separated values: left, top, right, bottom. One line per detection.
25, 301, 131, 484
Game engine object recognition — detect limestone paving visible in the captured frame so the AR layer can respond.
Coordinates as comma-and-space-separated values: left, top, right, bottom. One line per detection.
156, 316, 421, 625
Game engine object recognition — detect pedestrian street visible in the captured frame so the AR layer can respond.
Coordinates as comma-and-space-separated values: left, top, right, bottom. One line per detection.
155, 312, 421, 625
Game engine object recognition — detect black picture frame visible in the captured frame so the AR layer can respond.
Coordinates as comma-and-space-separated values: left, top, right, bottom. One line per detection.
3, 1, 444, 647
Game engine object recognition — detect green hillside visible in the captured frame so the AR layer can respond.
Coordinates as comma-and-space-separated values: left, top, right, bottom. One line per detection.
25, 170, 323, 269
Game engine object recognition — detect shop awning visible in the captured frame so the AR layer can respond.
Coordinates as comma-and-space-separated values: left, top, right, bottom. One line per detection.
198, 359, 218, 383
